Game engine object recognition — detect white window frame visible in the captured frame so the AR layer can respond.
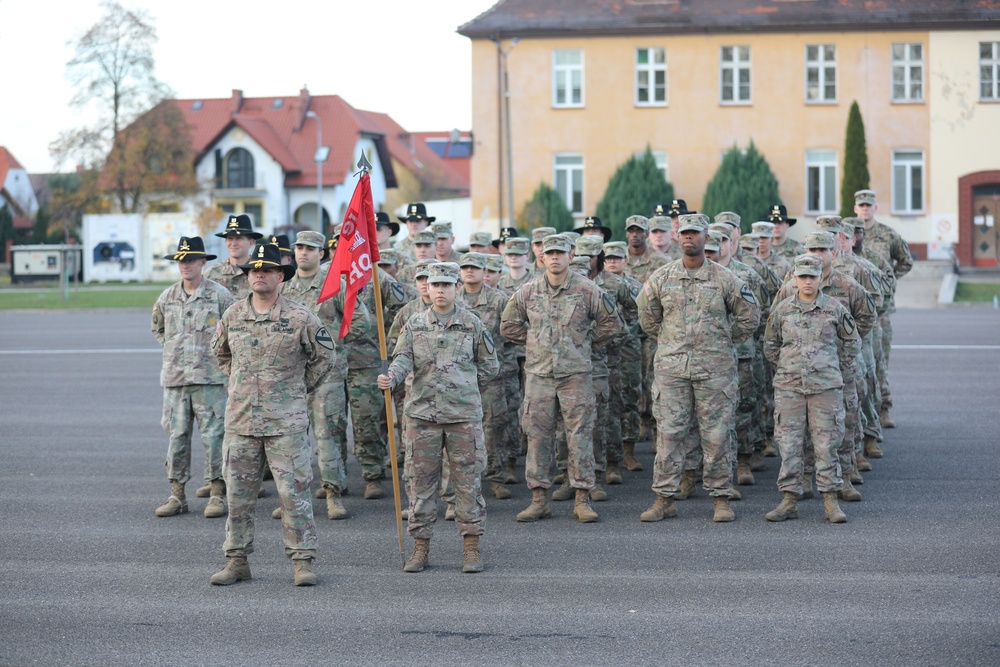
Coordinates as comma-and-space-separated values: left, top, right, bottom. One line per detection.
634, 150, 669, 182
554, 153, 585, 215
891, 43, 924, 102
980, 41, 1000, 101
720, 45, 752, 104
805, 149, 838, 214
891, 149, 925, 215
635, 47, 667, 107
805, 44, 837, 104
552, 49, 584, 108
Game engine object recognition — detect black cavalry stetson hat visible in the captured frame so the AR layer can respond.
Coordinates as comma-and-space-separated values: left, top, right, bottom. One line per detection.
574, 216, 613, 242
165, 236, 216, 262
215, 214, 264, 239
492, 226, 518, 248
376, 211, 401, 237
239, 243, 295, 281
268, 234, 293, 257
664, 199, 696, 217
398, 202, 436, 224
767, 204, 798, 226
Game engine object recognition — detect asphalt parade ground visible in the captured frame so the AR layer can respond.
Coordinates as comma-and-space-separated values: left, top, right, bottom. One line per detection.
1, 307, 998, 666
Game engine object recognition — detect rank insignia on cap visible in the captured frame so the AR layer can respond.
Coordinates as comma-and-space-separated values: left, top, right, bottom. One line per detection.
257, 245, 266, 257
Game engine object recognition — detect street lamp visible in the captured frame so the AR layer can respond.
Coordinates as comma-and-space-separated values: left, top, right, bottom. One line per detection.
306, 110, 329, 233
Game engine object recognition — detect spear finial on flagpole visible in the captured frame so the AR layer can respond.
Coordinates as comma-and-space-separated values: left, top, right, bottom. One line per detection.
357, 153, 373, 174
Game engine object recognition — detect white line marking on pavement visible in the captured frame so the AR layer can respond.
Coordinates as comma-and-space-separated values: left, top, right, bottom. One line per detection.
0, 349, 161, 355
893, 345, 1000, 350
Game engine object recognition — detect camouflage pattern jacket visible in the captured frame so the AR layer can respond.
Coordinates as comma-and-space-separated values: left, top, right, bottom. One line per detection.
764, 292, 861, 393
152, 278, 234, 387
719, 258, 772, 359
213, 294, 334, 436
637, 259, 760, 380
457, 284, 509, 382
204, 261, 250, 300
863, 219, 912, 313
772, 237, 806, 260
832, 253, 887, 315
388, 306, 500, 423
624, 246, 669, 285
501, 270, 624, 379
775, 269, 877, 339
348, 268, 410, 370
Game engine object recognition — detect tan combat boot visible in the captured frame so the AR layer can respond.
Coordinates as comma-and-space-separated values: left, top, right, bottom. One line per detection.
763, 437, 778, 457
590, 477, 608, 502
864, 435, 884, 459
504, 457, 518, 484
272, 506, 283, 519
364, 480, 384, 499
573, 489, 599, 523
293, 558, 317, 586
749, 450, 766, 472
516, 488, 552, 522
737, 454, 755, 486
713, 496, 736, 522
155, 481, 188, 517
314, 486, 327, 499
880, 410, 895, 429
676, 470, 698, 500
730, 485, 742, 501
195, 482, 212, 498
639, 496, 677, 522
622, 443, 643, 471
765, 491, 799, 522
462, 535, 484, 573
838, 477, 862, 502
326, 488, 348, 520
404, 537, 430, 572
856, 450, 873, 472
800, 471, 814, 500
204, 479, 226, 518
491, 481, 512, 500
551, 480, 575, 501
444, 502, 456, 521
210, 557, 251, 586
850, 470, 864, 485
605, 462, 623, 485
823, 492, 848, 523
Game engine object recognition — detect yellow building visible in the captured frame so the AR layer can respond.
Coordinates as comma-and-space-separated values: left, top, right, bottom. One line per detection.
460, 0, 1000, 265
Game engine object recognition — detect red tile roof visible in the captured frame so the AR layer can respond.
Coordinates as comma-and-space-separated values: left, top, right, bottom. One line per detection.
0, 146, 25, 188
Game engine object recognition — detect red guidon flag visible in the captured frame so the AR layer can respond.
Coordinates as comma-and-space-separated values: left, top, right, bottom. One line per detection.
318, 172, 380, 338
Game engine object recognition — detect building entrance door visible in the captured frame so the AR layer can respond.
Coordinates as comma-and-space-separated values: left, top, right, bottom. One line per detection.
972, 185, 1000, 267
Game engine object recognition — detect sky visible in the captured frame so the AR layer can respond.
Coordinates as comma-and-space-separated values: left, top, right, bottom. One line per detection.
0, 0, 498, 172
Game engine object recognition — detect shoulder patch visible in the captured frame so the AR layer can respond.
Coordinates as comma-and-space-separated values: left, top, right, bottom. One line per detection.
315, 326, 335, 350
482, 330, 496, 356
627, 283, 640, 298
865, 292, 876, 314
643, 282, 652, 296
740, 283, 757, 305
390, 282, 406, 303
602, 293, 616, 315
841, 312, 857, 336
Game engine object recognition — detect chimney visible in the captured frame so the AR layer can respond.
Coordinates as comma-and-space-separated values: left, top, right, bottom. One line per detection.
296, 86, 313, 132
231, 89, 244, 114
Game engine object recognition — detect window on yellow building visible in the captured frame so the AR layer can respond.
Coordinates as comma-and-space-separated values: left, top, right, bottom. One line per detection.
554, 153, 584, 215
892, 43, 923, 102
720, 46, 751, 104
980, 42, 1000, 101
553, 49, 584, 108
805, 149, 837, 214
636, 48, 667, 106
892, 150, 924, 214
806, 44, 836, 103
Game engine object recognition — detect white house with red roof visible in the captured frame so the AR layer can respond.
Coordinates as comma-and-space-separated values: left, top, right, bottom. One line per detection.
0, 146, 39, 232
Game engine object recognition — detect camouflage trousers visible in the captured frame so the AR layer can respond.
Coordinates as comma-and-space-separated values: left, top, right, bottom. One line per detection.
405, 418, 486, 540
161, 384, 226, 485
774, 388, 845, 495
556, 373, 609, 474
523, 373, 596, 490
308, 378, 348, 494
222, 431, 317, 560
605, 361, 624, 464
735, 357, 760, 456
504, 357, 522, 460
651, 372, 737, 498
619, 339, 642, 448
760, 346, 776, 438
346, 366, 388, 481
859, 330, 883, 441
837, 371, 861, 476
878, 313, 894, 411
639, 337, 657, 438
481, 379, 510, 482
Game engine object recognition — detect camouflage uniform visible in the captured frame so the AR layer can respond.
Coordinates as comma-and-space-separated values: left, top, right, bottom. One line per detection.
759, 252, 793, 286
637, 256, 760, 499
501, 268, 623, 491
772, 237, 806, 261
624, 245, 669, 441
204, 261, 250, 300
765, 292, 861, 494
213, 294, 334, 560
386, 303, 499, 539
152, 278, 234, 486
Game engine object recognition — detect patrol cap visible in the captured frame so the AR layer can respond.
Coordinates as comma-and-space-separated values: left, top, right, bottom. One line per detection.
714, 212, 741, 229
854, 189, 876, 206
377, 249, 400, 266
793, 254, 824, 277
562, 231, 581, 244
427, 262, 460, 284
649, 216, 672, 232
458, 252, 487, 269
677, 213, 710, 233
542, 234, 572, 253
469, 231, 493, 247
840, 220, 855, 236
570, 256, 591, 274
815, 215, 844, 234
413, 259, 437, 279
705, 230, 725, 252
739, 233, 759, 250
166, 236, 216, 262
574, 235, 605, 257
625, 215, 649, 232
294, 231, 326, 249
412, 230, 436, 245
531, 227, 557, 243
502, 237, 530, 255
804, 231, 835, 249
843, 216, 864, 233
603, 241, 627, 258
751, 221, 775, 238
485, 255, 504, 272
708, 222, 734, 238
432, 221, 453, 238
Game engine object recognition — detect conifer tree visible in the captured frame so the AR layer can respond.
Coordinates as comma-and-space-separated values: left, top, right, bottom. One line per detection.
595, 148, 674, 239
840, 101, 870, 217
